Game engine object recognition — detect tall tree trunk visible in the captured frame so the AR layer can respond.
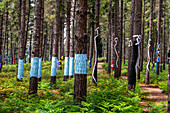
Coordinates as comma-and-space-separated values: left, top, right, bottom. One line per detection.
156, 0, 163, 75
24, 0, 31, 63
43, 22, 48, 62
167, 1, 170, 111
124, 4, 126, 65
29, 0, 42, 95
10, 32, 13, 64
128, 0, 135, 79
111, 3, 114, 72
50, 0, 59, 85
92, 0, 100, 85
38, 0, 44, 82
89, 6, 95, 68
0, 3, 3, 70
108, 0, 112, 74
64, 0, 71, 81
74, 0, 87, 102
17, 0, 26, 81
69, 0, 76, 79
114, 0, 119, 78
163, 19, 166, 70
29, 31, 32, 63
118, 0, 123, 77
128, 0, 142, 90
49, 29, 53, 61
146, 0, 153, 84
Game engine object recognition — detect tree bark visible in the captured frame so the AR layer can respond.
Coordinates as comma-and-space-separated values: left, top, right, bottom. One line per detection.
128, 0, 142, 90
64, 0, 71, 81
163, 19, 166, 70
124, 4, 126, 65
74, 0, 87, 102
17, 0, 26, 81
114, 0, 119, 78
24, 0, 31, 63
38, 0, 44, 82
69, 0, 76, 79
92, 0, 100, 85
118, 0, 123, 77
29, 31, 32, 63
89, 6, 95, 68
29, 0, 42, 95
50, 0, 60, 85
128, 0, 135, 78
0, 4, 3, 70
10, 32, 13, 64
156, 0, 163, 75
146, 0, 153, 84
108, 0, 112, 74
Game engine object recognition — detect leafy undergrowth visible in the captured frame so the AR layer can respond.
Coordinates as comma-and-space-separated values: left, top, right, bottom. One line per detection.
0, 61, 166, 112
140, 62, 168, 94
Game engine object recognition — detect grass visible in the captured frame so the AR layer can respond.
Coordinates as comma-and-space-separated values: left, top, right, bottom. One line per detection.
0, 60, 167, 112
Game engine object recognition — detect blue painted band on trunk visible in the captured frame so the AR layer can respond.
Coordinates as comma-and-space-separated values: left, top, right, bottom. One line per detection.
75, 54, 87, 74
51, 57, 57, 76
30, 57, 39, 78
38, 57, 42, 78
89, 58, 92, 67
17, 59, 24, 79
64, 57, 69, 76
69, 57, 74, 76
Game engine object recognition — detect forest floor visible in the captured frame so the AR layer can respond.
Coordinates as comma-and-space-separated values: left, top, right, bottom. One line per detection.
98, 62, 168, 112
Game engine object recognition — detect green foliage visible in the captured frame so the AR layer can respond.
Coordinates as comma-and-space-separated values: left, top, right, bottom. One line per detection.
0, 61, 164, 112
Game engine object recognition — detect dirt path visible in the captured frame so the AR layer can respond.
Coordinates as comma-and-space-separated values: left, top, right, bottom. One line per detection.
97, 62, 105, 72
97, 63, 167, 111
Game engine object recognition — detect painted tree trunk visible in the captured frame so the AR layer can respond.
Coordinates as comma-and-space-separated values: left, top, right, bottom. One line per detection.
38, 0, 44, 82
118, 0, 123, 77
107, 0, 112, 74
50, 0, 59, 85
111, 3, 114, 72
29, 0, 42, 95
92, 0, 100, 85
114, 0, 119, 78
128, 0, 142, 90
146, 0, 153, 85
69, 0, 76, 79
156, 0, 163, 75
24, 0, 31, 63
64, 0, 71, 81
0, 5, 3, 70
17, 0, 26, 81
128, 0, 135, 78
89, 6, 95, 68
74, 0, 87, 102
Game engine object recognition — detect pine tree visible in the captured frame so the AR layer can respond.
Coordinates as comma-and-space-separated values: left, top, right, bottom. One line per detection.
17, 0, 26, 81
146, 0, 153, 84
0, 0, 3, 71
74, 0, 87, 102
50, 0, 60, 85
64, 0, 71, 81
29, 0, 42, 95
